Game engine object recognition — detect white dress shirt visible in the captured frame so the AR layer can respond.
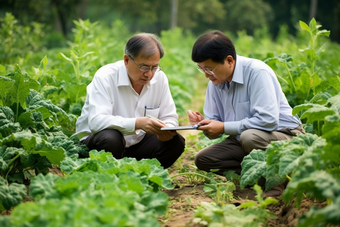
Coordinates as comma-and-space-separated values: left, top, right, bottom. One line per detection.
73, 60, 179, 147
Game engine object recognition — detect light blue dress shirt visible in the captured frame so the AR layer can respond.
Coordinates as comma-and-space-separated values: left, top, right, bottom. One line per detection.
203, 55, 301, 139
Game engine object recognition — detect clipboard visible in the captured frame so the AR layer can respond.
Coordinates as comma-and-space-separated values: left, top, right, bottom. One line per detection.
161, 124, 204, 130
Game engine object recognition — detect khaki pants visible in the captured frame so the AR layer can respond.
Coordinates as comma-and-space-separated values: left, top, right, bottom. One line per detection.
194, 125, 305, 175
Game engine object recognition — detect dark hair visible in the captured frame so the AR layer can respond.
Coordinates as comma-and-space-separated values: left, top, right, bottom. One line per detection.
192, 30, 236, 64
125, 33, 164, 59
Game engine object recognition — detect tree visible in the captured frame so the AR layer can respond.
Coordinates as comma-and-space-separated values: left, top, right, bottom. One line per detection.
0, 0, 82, 38
170, 0, 178, 29
223, 0, 274, 36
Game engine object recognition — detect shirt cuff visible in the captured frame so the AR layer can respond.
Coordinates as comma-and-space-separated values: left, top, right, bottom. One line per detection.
224, 121, 240, 135
123, 118, 138, 134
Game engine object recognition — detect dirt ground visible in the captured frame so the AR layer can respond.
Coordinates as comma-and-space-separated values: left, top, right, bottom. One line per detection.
160, 152, 329, 227
160, 131, 333, 227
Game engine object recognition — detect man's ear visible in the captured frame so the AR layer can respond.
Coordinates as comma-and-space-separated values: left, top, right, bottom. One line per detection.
123, 54, 129, 66
225, 55, 235, 68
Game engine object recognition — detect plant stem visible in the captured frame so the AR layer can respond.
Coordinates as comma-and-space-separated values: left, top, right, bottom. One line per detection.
284, 63, 297, 93
171, 172, 211, 181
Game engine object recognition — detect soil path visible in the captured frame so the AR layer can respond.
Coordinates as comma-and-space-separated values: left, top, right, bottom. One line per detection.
160, 145, 332, 227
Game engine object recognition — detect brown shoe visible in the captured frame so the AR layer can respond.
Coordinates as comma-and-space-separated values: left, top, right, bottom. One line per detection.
262, 183, 285, 198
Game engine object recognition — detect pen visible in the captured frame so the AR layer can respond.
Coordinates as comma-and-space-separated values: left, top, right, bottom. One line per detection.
193, 124, 206, 129
146, 114, 164, 123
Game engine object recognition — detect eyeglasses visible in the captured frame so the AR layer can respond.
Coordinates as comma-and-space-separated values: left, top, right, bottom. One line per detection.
129, 55, 161, 73
197, 64, 219, 75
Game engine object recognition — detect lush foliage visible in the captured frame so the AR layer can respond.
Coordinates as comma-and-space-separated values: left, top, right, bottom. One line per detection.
240, 19, 340, 227
0, 65, 86, 184
0, 13, 45, 64
1, 13, 340, 227
0, 150, 173, 227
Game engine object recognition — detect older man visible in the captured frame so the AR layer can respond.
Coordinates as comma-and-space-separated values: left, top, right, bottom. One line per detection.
74, 33, 185, 168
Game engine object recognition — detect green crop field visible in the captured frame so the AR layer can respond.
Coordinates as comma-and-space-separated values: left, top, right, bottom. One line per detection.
1, 13, 340, 227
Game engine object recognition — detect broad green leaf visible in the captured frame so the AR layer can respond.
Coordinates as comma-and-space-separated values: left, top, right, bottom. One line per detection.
29, 173, 59, 200
40, 56, 48, 69
0, 64, 5, 74
0, 76, 15, 103
326, 93, 340, 114
89, 149, 112, 162
317, 29, 330, 37
240, 149, 267, 189
283, 170, 340, 206
322, 115, 340, 164
118, 173, 145, 194
0, 147, 26, 163
60, 156, 87, 174
309, 18, 317, 34
0, 177, 26, 211
18, 107, 52, 129
148, 160, 174, 190
140, 190, 169, 215
278, 151, 302, 176
299, 20, 310, 32
31, 144, 65, 166
11, 66, 40, 108
309, 92, 333, 105
265, 140, 288, 189
300, 105, 335, 122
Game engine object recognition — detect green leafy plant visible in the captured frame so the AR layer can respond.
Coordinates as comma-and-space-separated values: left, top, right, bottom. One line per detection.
293, 92, 340, 136
171, 165, 212, 185
203, 181, 236, 206
0, 13, 45, 64
0, 65, 86, 184
299, 18, 330, 97
240, 133, 326, 190
0, 150, 173, 227
265, 18, 333, 107
171, 165, 237, 205
281, 113, 340, 226
0, 177, 26, 212
193, 184, 277, 227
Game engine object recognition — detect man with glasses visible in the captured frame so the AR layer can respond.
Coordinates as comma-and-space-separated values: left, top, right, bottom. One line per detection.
74, 33, 185, 169
187, 30, 305, 197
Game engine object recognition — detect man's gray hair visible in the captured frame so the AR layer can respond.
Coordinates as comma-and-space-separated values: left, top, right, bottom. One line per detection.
125, 33, 164, 59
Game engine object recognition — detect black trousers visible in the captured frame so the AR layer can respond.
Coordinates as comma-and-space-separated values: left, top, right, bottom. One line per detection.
82, 129, 185, 169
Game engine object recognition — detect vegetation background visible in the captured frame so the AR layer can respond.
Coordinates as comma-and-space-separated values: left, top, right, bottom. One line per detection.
1, 1, 340, 226
1, 0, 340, 48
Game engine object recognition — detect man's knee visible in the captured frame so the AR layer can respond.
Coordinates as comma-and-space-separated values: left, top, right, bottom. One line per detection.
240, 129, 270, 153
167, 133, 186, 159
89, 129, 125, 158
194, 151, 211, 172
174, 134, 186, 151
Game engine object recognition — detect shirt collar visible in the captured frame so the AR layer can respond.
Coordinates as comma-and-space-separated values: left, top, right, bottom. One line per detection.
217, 55, 243, 89
117, 62, 130, 86
231, 55, 243, 85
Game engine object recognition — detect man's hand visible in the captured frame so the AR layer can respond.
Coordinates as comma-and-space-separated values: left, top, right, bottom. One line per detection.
187, 110, 204, 125
197, 119, 224, 138
136, 117, 176, 141
157, 130, 177, 142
